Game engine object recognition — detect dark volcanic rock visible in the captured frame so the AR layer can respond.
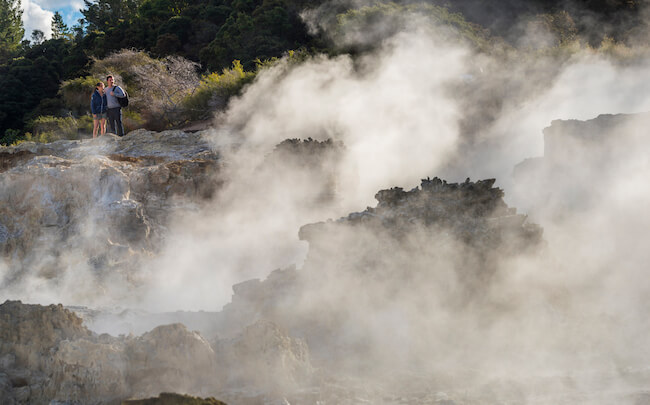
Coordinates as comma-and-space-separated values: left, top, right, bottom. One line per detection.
123, 392, 227, 405
263, 137, 345, 206
300, 176, 542, 256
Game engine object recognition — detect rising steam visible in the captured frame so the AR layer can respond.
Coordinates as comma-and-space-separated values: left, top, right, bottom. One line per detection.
2, 2, 650, 402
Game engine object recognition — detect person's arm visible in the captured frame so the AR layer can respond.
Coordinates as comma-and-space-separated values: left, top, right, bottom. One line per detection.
113, 86, 125, 97
91, 93, 97, 114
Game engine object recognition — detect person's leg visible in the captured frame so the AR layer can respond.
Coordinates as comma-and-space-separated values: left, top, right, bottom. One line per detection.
107, 108, 117, 134
100, 117, 106, 135
93, 117, 99, 138
115, 108, 125, 136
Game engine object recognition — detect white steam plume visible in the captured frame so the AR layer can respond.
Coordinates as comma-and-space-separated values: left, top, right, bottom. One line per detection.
133, 4, 650, 400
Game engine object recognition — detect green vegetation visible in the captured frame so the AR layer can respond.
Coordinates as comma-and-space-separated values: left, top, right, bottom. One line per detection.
0, 0, 648, 144
26, 115, 81, 143
122, 392, 227, 405
61, 76, 100, 115
0, 0, 24, 63
183, 60, 255, 120
332, 2, 493, 53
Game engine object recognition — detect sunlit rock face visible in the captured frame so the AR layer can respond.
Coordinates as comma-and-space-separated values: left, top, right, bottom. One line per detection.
0, 300, 126, 404
0, 130, 221, 298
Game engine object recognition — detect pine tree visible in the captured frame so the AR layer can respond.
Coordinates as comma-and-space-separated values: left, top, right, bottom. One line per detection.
51, 11, 70, 40
0, 0, 24, 61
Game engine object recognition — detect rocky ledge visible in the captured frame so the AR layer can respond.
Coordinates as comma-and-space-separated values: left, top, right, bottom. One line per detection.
0, 130, 221, 295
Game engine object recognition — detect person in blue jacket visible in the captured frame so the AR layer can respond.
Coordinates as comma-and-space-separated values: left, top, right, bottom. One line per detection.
90, 81, 108, 138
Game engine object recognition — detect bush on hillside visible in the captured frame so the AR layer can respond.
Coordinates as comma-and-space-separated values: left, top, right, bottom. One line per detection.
332, 2, 493, 52
90, 50, 201, 130
61, 76, 101, 116
183, 60, 255, 120
1, 129, 21, 146
27, 116, 79, 143
91, 49, 154, 87
130, 55, 201, 129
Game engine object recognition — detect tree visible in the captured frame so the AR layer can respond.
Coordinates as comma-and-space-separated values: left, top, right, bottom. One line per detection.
0, 0, 24, 62
31, 29, 45, 45
81, 0, 142, 31
51, 11, 71, 40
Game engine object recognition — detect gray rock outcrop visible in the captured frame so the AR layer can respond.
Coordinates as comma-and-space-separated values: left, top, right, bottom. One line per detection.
0, 300, 219, 403
513, 111, 650, 216
215, 177, 544, 373
0, 300, 314, 404
0, 130, 221, 297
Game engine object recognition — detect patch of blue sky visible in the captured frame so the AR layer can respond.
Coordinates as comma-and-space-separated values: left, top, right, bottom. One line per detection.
22, 0, 84, 39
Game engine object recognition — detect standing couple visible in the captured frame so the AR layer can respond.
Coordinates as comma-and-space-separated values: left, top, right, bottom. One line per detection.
90, 75, 126, 137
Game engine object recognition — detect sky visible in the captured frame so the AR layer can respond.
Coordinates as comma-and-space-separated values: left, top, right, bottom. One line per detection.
21, 0, 83, 39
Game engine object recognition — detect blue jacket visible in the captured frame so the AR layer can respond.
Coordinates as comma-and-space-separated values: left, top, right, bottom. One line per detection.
91, 89, 108, 114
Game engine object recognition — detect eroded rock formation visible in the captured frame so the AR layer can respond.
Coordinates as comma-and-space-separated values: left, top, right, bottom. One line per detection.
5, 127, 610, 404
0, 300, 222, 404
0, 130, 221, 298
0, 170, 549, 403
216, 177, 545, 375
513, 111, 650, 216
0, 299, 314, 404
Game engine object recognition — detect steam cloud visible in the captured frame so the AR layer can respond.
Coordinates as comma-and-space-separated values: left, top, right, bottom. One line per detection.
3, 1, 650, 401
141, 3, 650, 396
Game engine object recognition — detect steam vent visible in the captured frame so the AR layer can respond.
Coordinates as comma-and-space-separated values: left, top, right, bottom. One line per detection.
4, 113, 650, 403
0, 124, 544, 403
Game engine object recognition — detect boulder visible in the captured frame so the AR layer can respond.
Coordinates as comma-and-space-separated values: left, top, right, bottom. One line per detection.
0, 301, 221, 404
126, 323, 217, 398
214, 320, 313, 393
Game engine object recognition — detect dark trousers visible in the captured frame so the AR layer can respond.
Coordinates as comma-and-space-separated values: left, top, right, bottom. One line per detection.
107, 107, 125, 136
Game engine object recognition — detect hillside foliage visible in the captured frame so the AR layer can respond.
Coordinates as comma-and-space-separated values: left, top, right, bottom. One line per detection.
0, 0, 648, 144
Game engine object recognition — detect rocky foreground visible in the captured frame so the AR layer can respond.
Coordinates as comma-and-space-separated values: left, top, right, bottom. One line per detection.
0, 130, 221, 293
1, 170, 550, 403
0, 300, 312, 404
3, 114, 650, 404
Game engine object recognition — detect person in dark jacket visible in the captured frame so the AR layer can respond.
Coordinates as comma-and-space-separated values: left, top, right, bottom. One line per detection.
91, 82, 108, 138
106, 75, 126, 136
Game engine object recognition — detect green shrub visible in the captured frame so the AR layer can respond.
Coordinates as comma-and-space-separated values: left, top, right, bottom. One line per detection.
183, 60, 255, 120
122, 109, 146, 133
61, 76, 101, 115
28, 115, 80, 143
1, 129, 21, 146
77, 114, 94, 134
91, 49, 156, 88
